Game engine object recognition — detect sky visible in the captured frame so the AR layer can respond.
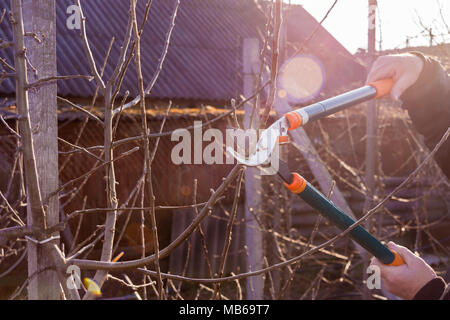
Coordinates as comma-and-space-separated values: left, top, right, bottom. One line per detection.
289, 0, 450, 54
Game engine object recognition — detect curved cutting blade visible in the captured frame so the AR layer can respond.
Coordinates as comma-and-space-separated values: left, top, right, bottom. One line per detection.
226, 117, 288, 167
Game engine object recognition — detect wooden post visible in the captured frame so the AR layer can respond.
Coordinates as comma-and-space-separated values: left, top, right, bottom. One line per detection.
363, 0, 379, 300
23, 0, 60, 299
365, 0, 378, 237
365, 0, 378, 214
243, 38, 264, 300
367, 0, 399, 300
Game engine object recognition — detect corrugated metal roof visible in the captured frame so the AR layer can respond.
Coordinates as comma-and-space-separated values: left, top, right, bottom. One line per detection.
0, 0, 365, 101
0, 0, 263, 101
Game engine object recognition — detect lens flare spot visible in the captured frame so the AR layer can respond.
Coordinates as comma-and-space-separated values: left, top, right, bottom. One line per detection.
279, 55, 325, 103
181, 185, 191, 197
83, 278, 102, 297
278, 89, 287, 99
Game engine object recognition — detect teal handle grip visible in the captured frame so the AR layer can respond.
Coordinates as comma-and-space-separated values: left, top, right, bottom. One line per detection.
299, 182, 396, 265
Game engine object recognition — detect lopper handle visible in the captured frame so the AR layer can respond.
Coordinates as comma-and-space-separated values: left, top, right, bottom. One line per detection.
368, 78, 395, 99
387, 250, 405, 266
285, 78, 395, 131
284, 172, 405, 266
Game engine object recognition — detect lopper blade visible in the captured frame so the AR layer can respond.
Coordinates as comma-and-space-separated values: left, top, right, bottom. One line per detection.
226, 117, 289, 167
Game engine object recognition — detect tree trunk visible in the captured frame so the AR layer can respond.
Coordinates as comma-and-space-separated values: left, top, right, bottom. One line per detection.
23, 0, 60, 300
243, 38, 264, 300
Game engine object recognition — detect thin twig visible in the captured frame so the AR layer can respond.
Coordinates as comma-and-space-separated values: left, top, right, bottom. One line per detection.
26, 75, 94, 89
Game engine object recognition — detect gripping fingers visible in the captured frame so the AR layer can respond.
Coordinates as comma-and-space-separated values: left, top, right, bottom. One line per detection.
386, 250, 405, 266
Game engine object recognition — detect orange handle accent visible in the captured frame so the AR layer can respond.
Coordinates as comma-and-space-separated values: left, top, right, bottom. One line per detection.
386, 250, 405, 266
369, 78, 395, 98
284, 173, 307, 194
285, 111, 303, 131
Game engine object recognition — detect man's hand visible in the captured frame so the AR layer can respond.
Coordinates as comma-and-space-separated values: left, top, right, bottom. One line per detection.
370, 242, 437, 300
366, 53, 424, 101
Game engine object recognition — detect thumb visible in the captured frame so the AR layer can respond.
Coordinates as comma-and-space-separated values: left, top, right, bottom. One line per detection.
387, 242, 415, 265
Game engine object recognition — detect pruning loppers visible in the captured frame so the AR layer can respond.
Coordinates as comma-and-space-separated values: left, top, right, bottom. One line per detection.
228, 78, 405, 266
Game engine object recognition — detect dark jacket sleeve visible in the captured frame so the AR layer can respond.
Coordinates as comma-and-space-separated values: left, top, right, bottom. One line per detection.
400, 52, 450, 179
413, 277, 450, 300
402, 52, 450, 300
